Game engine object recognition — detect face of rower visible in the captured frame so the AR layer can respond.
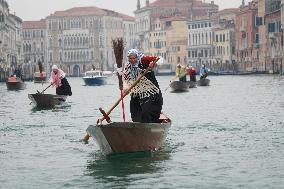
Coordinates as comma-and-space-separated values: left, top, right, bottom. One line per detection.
53, 69, 58, 74
128, 54, 138, 65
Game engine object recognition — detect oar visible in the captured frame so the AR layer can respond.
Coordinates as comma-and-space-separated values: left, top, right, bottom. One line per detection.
38, 83, 52, 94
37, 76, 61, 94
82, 58, 160, 143
164, 75, 178, 92
97, 61, 158, 123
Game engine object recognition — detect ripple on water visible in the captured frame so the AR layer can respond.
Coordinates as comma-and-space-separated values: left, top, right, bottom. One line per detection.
1, 76, 284, 189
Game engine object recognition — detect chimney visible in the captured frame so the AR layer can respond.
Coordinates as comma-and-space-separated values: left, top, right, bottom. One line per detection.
137, 0, 141, 10
146, 0, 150, 7
242, 0, 245, 7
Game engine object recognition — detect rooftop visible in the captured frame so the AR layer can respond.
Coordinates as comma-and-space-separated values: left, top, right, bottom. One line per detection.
22, 20, 46, 29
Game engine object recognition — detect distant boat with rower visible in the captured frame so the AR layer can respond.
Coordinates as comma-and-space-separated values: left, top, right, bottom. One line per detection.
82, 69, 109, 86
33, 71, 47, 83
29, 65, 72, 109
198, 64, 210, 86
6, 75, 26, 90
197, 78, 210, 86
28, 93, 67, 108
170, 81, 189, 92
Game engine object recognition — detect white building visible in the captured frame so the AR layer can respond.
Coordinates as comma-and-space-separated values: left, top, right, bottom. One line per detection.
212, 9, 239, 72
134, 0, 218, 55
0, 0, 22, 80
188, 16, 214, 69
46, 7, 134, 76
22, 20, 47, 78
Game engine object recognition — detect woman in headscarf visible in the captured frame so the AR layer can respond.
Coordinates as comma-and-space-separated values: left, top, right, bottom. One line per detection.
117, 49, 163, 123
175, 64, 187, 82
49, 65, 72, 96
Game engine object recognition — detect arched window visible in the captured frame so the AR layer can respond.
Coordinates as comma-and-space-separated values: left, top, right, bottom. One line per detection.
64, 38, 67, 46
77, 51, 80, 60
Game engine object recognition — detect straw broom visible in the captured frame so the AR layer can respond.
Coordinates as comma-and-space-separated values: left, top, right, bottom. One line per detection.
111, 38, 126, 122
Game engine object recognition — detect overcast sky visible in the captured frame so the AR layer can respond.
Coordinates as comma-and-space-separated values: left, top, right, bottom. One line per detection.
7, 0, 244, 21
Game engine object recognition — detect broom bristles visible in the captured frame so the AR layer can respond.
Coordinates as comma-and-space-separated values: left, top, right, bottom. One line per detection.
112, 38, 125, 68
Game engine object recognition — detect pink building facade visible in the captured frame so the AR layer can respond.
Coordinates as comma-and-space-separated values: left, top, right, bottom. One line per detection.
235, 1, 259, 72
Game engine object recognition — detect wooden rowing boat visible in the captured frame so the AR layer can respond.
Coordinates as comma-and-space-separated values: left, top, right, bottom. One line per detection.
197, 78, 210, 86
28, 93, 67, 108
186, 81, 197, 88
170, 81, 189, 92
6, 77, 26, 90
86, 114, 171, 155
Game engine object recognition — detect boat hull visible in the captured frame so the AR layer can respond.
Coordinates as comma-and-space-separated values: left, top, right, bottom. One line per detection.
186, 81, 197, 88
170, 81, 189, 92
6, 81, 26, 90
87, 116, 171, 155
28, 93, 67, 108
34, 72, 47, 83
197, 78, 210, 86
83, 77, 107, 86
34, 77, 47, 83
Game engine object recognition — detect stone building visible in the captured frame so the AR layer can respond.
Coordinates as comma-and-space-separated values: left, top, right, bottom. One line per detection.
46, 7, 134, 76
212, 8, 239, 72
22, 20, 47, 79
263, 0, 282, 73
149, 16, 188, 68
122, 14, 136, 49
134, 0, 218, 55
149, 18, 167, 59
164, 17, 188, 67
235, 0, 259, 72
280, 0, 284, 75
0, 0, 22, 81
255, 0, 283, 73
188, 16, 215, 70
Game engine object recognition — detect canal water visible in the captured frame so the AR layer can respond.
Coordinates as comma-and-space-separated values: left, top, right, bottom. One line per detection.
1, 75, 284, 189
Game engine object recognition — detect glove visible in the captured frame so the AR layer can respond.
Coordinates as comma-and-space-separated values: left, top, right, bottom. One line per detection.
116, 67, 123, 76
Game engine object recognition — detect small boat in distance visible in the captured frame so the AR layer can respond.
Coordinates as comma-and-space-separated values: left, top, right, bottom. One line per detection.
82, 69, 108, 86
86, 114, 171, 155
6, 76, 26, 90
170, 81, 189, 92
34, 72, 47, 83
28, 93, 67, 108
197, 78, 210, 86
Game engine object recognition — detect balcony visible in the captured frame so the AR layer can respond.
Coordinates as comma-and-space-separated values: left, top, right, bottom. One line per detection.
253, 43, 260, 48
269, 33, 276, 39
